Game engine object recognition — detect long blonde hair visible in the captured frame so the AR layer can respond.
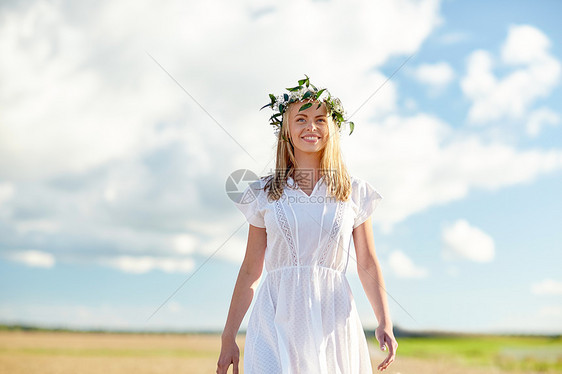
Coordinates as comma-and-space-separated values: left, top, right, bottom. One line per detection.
262, 101, 352, 202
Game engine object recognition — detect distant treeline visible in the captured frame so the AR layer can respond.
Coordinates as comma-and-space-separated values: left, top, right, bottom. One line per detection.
0, 323, 558, 339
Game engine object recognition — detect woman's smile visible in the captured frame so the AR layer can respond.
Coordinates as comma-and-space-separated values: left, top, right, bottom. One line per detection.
301, 135, 320, 143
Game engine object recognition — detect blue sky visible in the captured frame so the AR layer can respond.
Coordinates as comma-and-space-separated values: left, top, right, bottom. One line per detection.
1, 0, 561, 334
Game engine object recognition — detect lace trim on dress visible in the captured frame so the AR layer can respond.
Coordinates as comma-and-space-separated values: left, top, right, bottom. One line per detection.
318, 200, 345, 267
274, 199, 299, 266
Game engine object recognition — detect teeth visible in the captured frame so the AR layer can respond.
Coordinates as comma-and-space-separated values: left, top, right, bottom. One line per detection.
303, 137, 319, 140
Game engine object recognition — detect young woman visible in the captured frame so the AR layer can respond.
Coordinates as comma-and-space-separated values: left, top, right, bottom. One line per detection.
217, 76, 397, 373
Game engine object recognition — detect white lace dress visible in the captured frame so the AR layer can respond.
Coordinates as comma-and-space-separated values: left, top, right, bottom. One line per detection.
234, 175, 383, 374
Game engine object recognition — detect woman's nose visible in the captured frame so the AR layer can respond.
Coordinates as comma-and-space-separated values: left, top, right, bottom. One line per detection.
306, 121, 318, 130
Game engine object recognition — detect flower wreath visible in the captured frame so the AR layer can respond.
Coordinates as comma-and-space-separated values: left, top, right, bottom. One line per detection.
260, 75, 355, 139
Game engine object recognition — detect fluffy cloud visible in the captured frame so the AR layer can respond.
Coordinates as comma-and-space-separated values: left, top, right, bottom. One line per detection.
412, 61, 455, 88
387, 250, 428, 278
441, 219, 495, 262
0, 0, 442, 182
2, 249, 56, 268
526, 107, 560, 137
461, 24, 561, 124
101, 255, 195, 274
343, 113, 562, 231
0, 182, 14, 206
531, 279, 562, 296
0, 0, 445, 272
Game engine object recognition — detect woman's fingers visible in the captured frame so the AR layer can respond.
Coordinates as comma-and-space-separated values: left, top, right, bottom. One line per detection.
378, 351, 395, 370
233, 357, 239, 374
377, 333, 398, 371
217, 341, 240, 374
216, 356, 234, 374
378, 353, 395, 371
216, 361, 228, 374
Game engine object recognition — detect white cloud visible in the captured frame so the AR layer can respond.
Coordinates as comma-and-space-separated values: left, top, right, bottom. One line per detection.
0, 0, 446, 271
531, 279, 562, 296
343, 113, 562, 232
461, 24, 561, 124
442, 219, 495, 262
15, 219, 61, 234
171, 234, 197, 255
526, 107, 560, 137
0, 182, 15, 206
102, 255, 195, 274
501, 24, 552, 65
387, 250, 428, 278
412, 61, 455, 88
3, 249, 56, 268
0, 0, 443, 182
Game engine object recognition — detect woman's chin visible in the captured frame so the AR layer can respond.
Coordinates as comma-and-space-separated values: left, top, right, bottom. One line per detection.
295, 143, 324, 154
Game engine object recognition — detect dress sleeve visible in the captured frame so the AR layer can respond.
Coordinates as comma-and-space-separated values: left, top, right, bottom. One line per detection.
353, 178, 383, 229
233, 181, 266, 228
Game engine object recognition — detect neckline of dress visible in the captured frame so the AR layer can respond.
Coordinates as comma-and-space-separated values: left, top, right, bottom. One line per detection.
287, 175, 325, 197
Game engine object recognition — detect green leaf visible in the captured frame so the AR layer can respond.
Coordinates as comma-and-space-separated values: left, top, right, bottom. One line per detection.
286, 85, 303, 92
269, 94, 276, 102
316, 102, 322, 109
260, 103, 271, 110
299, 74, 310, 87
279, 104, 284, 113
348, 121, 355, 135
283, 93, 289, 101
302, 91, 313, 100
299, 102, 313, 112
314, 88, 325, 99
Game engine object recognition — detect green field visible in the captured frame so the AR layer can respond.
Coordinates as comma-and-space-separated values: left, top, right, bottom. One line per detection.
385, 334, 562, 372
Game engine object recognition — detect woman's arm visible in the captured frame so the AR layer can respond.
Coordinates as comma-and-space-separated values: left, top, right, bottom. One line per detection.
352, 216, 398, 372
216, 224, 267, 374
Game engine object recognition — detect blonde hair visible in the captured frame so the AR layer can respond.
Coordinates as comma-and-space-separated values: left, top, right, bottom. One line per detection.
262, 101, 352, 202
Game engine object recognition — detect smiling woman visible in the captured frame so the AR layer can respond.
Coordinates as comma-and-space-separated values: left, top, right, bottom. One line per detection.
217, 76, 397, 374
287, 103, 330, 186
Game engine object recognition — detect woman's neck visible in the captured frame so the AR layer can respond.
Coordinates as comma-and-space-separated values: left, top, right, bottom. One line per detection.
293, 150, 322, 185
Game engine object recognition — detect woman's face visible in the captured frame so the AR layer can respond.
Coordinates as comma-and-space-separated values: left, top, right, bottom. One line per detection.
287, 101, 330, 154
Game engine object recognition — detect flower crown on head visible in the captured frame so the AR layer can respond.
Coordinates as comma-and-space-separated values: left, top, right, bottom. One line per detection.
260, 75, 355, 139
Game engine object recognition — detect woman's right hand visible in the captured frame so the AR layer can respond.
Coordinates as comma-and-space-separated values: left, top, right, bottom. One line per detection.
216, 338, 240, 374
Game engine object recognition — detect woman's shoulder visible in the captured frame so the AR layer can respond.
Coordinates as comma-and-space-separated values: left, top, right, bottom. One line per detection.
348, 174, 382, 198
349, 174, 367, 187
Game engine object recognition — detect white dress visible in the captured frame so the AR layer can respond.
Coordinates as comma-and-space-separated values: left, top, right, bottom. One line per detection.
234, 174, 383, 374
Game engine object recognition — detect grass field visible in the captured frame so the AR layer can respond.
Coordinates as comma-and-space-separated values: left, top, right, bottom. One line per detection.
0, 328, 560, 373
387, 335, 562, 373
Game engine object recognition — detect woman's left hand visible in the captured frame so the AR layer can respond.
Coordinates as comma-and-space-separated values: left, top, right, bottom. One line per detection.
375, 324, 398, 371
